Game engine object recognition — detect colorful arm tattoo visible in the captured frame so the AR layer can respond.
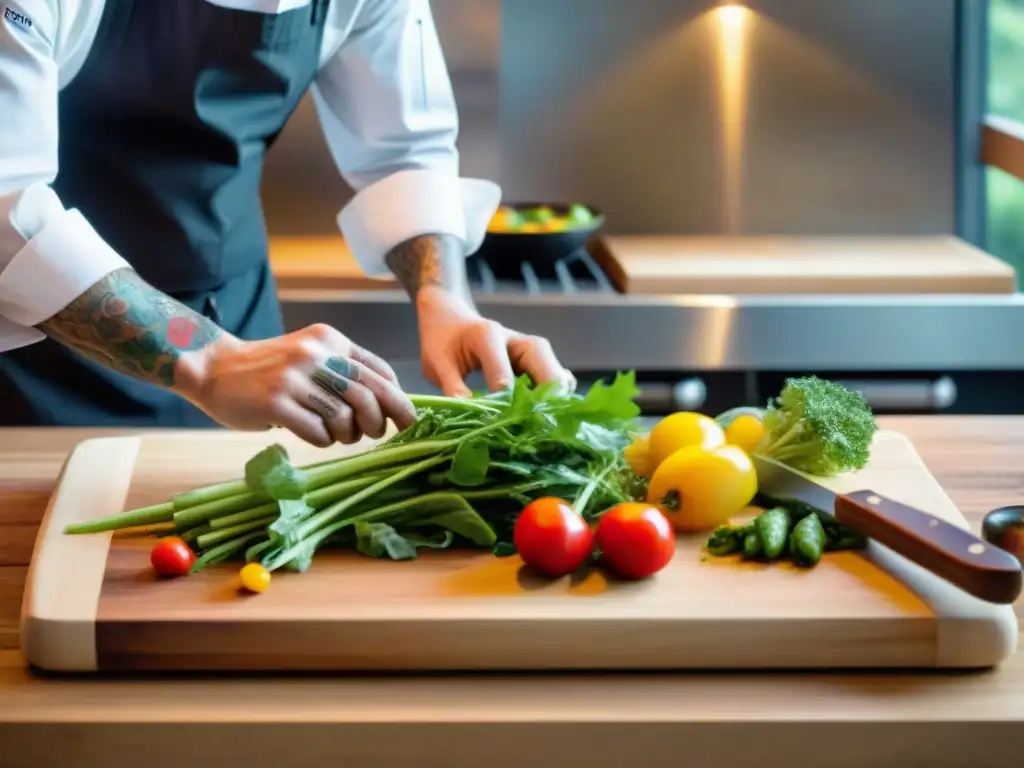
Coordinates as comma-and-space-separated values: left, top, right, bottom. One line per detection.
37, 268, 222, 387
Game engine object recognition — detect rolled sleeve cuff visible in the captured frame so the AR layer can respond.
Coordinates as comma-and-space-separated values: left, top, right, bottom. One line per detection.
337, 169, 502, 278
0, 208, 130, 328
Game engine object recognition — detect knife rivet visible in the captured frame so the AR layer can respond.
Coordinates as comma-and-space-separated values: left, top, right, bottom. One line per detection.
968, 543, 986, 555
866, 495, 882, 505
929, 519, 939, 528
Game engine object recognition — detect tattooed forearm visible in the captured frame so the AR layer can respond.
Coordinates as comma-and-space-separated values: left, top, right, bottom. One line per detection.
37, 268, 223, 387
384, 233, 468, 300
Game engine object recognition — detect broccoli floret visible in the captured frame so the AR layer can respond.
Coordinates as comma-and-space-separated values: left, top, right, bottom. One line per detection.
754, 376, 877, 476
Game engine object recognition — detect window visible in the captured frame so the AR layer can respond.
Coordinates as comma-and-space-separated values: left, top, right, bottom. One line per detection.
987, 0, 1024, 271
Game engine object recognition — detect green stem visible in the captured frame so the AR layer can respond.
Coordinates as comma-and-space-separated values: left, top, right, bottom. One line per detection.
408, 394, 500, 415
573, 464, 615, 517
173, 492, 268, 529
756, 420, 803, 457
192, 532, 265, 571
264, 491, 447, 571
173, 479, 249, 510
179, 524, 212, 545
64, 501, 175, 535
197, 516, 276, 550
295, 455, 450, 542
246, 540, 274, 563
206, 502, 278, 531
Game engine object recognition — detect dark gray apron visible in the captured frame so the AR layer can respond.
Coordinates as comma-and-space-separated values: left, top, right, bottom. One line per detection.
0, 0, 329, 427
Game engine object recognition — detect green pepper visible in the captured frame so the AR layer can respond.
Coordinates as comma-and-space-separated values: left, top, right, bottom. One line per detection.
789, 513, 827, 567
706, 526, 740, 557
754, 507, 790, 560
742, 530, 762, 560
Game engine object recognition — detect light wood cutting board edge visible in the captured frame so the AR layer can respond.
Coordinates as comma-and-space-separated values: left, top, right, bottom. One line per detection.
18, 431, 1019, 672
800, 432, 1017, 667
20, 436, 141, 672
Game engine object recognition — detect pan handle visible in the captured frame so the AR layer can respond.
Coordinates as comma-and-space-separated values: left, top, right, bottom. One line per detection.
835, 490, 1023, 604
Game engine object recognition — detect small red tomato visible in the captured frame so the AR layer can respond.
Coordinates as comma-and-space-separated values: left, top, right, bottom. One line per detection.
150, 536, 196, 578
596, 503, 675, 580
514, 497, 594, 577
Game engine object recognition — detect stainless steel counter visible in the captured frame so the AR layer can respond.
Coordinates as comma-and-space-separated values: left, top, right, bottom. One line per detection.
281, 289, 1024, 375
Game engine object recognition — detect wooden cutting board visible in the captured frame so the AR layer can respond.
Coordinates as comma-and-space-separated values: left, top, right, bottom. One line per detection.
20, 430, 1018, 673
593, 236, 1018, 295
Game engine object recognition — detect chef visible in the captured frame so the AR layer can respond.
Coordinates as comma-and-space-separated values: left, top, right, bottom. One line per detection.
0, 0, 572, 446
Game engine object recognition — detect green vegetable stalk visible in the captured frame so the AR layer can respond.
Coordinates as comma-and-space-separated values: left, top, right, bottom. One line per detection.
64, 372, 648, 573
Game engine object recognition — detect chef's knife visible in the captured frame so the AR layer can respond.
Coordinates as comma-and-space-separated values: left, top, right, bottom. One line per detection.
751, 455, 1023, 605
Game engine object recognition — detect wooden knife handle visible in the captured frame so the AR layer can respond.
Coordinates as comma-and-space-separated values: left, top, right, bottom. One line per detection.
835, 490, 1023, 604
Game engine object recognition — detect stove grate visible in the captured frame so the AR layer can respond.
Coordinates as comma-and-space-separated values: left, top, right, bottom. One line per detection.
467, 249, 617, 296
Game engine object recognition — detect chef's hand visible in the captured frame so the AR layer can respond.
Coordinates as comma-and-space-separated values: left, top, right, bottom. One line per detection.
176, 324, 416, 447
416, 285, 575, 397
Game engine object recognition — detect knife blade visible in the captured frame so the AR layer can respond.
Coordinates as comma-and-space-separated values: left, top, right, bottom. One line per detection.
751, 454, 1023, 605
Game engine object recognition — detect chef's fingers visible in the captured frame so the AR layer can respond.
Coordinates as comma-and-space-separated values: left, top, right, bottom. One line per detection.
341, 358, 417, 431
291, 374, 361, 445
298, 323, 400, 387
311, 360, 387, 439
349, 343, 401, 386
270, 395, 333, 448
431, 356, 472, 398
473, 323, 515, 392
508, 333, 575, 392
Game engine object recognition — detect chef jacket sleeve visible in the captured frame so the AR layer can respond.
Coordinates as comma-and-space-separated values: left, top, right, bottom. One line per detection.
310, 0, 501, 278
0, 0, 130, 353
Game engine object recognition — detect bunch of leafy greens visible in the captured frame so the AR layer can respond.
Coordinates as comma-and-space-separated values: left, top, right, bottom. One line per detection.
754, 375, 877, 476
65, 372, 647, 572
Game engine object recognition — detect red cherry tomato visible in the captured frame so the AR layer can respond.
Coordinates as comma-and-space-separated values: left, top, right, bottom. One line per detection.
514, 497, 594, 577
596, 503, 675, 580
150, 536, 196, 578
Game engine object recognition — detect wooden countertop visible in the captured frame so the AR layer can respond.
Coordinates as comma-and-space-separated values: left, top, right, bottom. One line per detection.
269, 236, 397, 292
269, 235, 1019, 296
3, 419, 1024, 767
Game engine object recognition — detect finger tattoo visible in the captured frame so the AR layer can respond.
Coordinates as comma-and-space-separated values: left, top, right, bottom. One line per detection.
312, 367, 351, 398
307, 392, 339, 419
324, 356, 359, 382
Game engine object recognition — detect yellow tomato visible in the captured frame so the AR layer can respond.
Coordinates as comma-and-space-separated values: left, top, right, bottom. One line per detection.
240, 563, 271, 593
724, 414, 766, 454
646, 444, 757, 532
647, 412, 726, 472
623, 434, 652, 477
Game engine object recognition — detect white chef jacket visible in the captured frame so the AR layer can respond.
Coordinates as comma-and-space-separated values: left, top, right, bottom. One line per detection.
0, 0, 501, 352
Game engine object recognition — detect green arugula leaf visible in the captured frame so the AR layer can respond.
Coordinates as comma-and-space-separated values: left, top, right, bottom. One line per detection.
447, 438, 491, 487
244, 445, 307, 500
355, 522, 454, 560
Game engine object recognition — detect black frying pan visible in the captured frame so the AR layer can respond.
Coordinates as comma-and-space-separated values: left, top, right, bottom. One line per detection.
471, 202, 606, 276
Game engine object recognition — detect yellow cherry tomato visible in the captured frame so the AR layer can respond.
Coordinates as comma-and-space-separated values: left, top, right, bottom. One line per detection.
240, 563, 271, 593
623, 434, 652, 477
724, 414, 766, 454
647, 412, 726, 473
646, 444, 757, 532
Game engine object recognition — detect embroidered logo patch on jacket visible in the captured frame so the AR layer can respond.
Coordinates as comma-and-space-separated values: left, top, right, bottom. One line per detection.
3, 5, 33, 32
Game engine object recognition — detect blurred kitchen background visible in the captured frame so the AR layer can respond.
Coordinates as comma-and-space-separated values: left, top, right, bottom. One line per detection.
266, 0, 1024, 416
